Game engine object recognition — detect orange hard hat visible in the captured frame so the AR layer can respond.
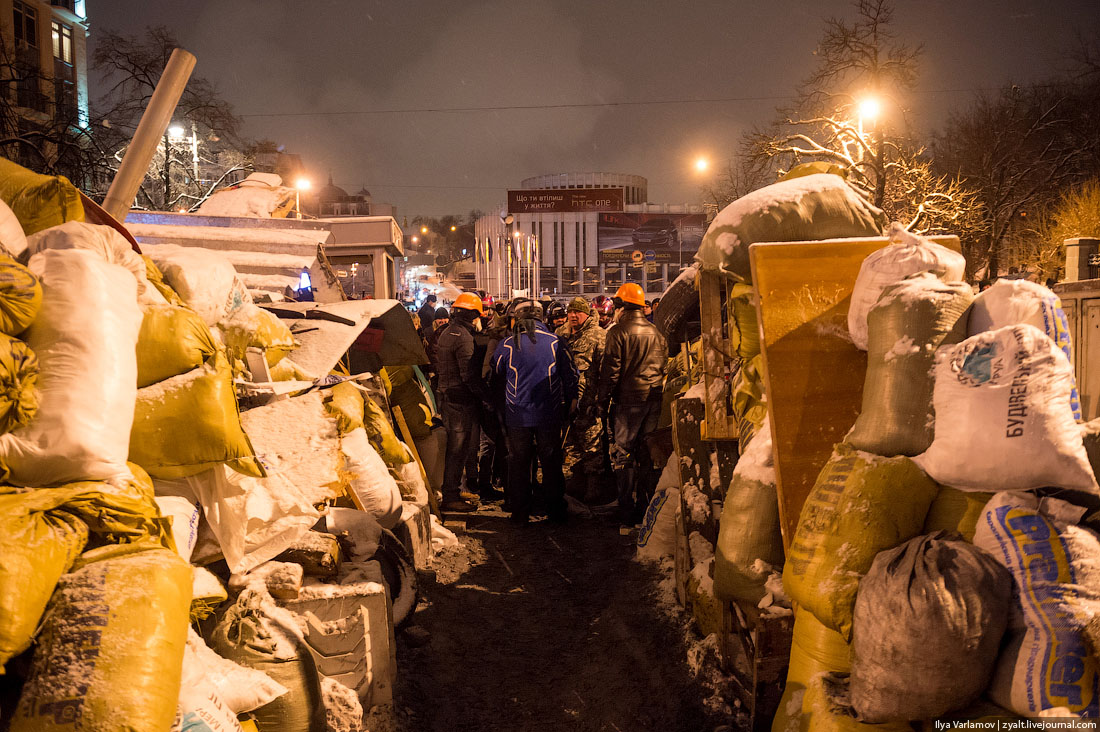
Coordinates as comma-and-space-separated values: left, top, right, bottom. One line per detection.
614, 282, 646, 307
453, 292, 484, 314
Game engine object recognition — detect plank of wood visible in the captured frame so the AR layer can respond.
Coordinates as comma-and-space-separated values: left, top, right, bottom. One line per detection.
748, 235, 961, 550
698, 271, 740, 440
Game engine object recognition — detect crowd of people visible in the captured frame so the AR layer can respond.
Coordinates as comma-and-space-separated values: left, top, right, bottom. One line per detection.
411, 285, 667, 533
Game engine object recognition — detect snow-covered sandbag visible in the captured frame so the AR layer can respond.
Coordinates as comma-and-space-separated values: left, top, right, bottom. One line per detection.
183, 626, 288, 715
772, 610, 852, 732
974, 492, 1100, 717
783, 444, 938, 640
145, 244, 252, 325
197, 173, 296, 218
341, 427, 402, 530
847, 224, 966, 350
0, 197, 27, 259
137, 303, 219, 388
396, 458, 429, 504
155, 494, 201, 561
915, 324, 1098, 494
714, 420, 784, 603
637, 487, 679, 561
430, 513, 460, 552
0, 250, 141, 485
320, 507, 384, 562
0, 256, 41, 337
27, 220, 167, 305
695, 173, 887, 283
219, 302, 297, 369
969, 278, 1080, 420
850, 532, 1012, 722
192, 565, 228, 621
847, 273, 972, 457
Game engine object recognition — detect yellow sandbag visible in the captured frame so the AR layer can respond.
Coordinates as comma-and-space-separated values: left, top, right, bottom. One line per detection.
801, 674, 912, 732
922, 487, 994, 542
0, 158, 83, 237
324, 379, 364, 434
365, 394, 409, 466
783, 444, 938, 640
12, 547, 191, 732
136, 303, 219, 388
382, 365, 434, 439
270, 357, 314, 382
733, 354, 768, 452
772, 611, 850, 732
0, 332, 37, 433
130, 351, 265, 480
142, 255, 184, 306
220, 303, 297, 367
0, 256, 42, 336
0, 491, 88, 669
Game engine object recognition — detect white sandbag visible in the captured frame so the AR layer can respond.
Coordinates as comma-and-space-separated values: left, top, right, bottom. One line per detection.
396, 458, 429, 505
974, 492, 1100, 717
637, 453, 682, 561
144, 244, 252, 325
655, 450, 680, 493
320, 507, 383, 562
0, 198, 27, 259
184, 465, 322, 575
183, 626, 288, 715
341, 427, 403, 530
26, 220, 167, 305
915, 324, 1098, 494
155, 495, 201, 561
847, 223, 966, 350
969, 278, 1080, 420
0, 250, 141, 485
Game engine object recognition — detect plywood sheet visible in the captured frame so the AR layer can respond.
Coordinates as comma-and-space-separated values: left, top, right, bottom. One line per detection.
748, 236, 960, 548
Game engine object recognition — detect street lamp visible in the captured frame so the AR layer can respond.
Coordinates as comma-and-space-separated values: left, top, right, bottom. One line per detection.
694, 156, 709, 173
294, 177, 311, 219
857, 97, 881, 136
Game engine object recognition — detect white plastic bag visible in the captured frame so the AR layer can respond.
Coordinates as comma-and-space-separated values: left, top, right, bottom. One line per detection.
915, 324, 1097, 493
0, 250, 141, 485
847, 223, 966, 350
26, 220, 167, 305
145, 244, 252, 325
0, 198, 27, 259
183, 627, 288, 715
341, 427, 403, 530
155, 495, 201, 561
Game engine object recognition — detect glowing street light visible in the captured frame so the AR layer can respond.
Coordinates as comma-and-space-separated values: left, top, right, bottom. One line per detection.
294, 177, 311, 220
421, 226, 429, 234
167, 124, 185, 138
858, 97, 882, 123
450, 225, 457, 231
694, 156, 709, 173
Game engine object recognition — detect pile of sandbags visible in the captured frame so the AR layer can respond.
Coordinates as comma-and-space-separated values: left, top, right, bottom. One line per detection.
774, 225, 1100, 728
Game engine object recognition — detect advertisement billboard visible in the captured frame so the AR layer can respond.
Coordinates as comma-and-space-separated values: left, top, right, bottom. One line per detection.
507, 188, 624, 214
597, 212, 706, 265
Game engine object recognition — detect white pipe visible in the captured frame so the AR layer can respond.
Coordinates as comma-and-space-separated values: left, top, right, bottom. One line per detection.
102, 48, 197, 221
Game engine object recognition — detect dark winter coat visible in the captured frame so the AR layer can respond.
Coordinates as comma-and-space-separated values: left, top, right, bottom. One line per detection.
598, 309, 667, 407
491, 320, 578, 428
435, 317, 482, 404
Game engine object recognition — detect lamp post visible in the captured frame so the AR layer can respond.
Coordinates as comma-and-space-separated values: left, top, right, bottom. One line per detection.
294, 177, 311, 219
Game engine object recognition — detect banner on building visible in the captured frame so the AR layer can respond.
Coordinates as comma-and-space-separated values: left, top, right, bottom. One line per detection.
507, 188, 624, 214
597, 212, 707, 264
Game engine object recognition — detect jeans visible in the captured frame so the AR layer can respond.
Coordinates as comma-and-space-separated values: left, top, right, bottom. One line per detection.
505, 424, 565, 520
441, 395, 479, 501
611, 398, 661, 525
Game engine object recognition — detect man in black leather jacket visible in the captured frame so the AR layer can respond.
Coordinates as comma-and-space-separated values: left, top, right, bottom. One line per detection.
597, 283, 667, 531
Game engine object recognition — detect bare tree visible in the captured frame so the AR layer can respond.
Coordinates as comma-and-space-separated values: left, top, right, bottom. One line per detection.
701, 154, 776, 213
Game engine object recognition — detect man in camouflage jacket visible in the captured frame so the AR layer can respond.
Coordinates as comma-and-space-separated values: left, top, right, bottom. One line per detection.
558, 297, 609, 503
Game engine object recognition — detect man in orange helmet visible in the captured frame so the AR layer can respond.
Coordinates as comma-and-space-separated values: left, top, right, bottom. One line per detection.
434, 291, 487, 512
597, 282, 667, 533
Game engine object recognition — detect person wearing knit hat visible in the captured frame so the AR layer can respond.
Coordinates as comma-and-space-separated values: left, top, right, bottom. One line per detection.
567, 297, 591, 315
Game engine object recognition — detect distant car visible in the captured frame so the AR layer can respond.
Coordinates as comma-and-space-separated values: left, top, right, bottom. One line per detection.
631, 218, 679, 248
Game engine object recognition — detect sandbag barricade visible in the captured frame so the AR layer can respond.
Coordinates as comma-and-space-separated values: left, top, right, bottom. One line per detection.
0, 333, 37, 434
0, 256, 41, 336
219, 302, 297, 370
0, 197, 28, 259
144, 244, 253, 326
0, 157, 84, 239
136, 303, 219, 388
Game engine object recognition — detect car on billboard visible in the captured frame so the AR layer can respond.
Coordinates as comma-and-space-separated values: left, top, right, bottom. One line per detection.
631, 218, 679, 249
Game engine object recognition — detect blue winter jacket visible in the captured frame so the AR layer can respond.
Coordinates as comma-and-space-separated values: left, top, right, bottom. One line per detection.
491, 320, 578, 428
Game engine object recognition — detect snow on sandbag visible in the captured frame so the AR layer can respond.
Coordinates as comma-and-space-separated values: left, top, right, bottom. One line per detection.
715, 418, 785, 604
430, 513, 460, 552
396, 459, 429, 504
192, 565, 229, 621
847, 273, 972, 457
320, 508, 384, 562
145, 243, 253, 325
130, 351, 265, 480
143, 254, 184, 306
771, 610, 851, 732
0, 333, 38, 433
0, 250, 141, 485
197, 173, 296, 218
26, 220, 167, 305
695, 173, 887, 284
155, 494, 201, 561
969, 278, 1081, 420
324, 380, 364, 434
11, 546, 191, 732
184, 626, 289, 715
210, 589, 326, 732
974, 491, 1100, 717
848, 224, 966, 351
914, 324, 1098, 494
340, 428, 402, 530
219, 302, 297, 369
0, 256, 41, 337
783, 444, 938, 640
637, 454, 681, 561
136, 303, 219, 388
0, 197, 27, 259
849, 532, 1012, 722
923, 487, 995, 542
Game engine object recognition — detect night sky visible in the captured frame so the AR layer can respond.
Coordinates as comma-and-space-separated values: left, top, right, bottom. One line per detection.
91, 0, 1098, 219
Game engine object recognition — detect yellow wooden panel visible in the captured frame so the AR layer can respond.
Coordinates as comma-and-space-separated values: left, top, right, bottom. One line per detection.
748, 235, 961, 549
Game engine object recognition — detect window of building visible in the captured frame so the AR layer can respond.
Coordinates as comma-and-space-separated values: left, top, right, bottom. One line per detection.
52, 21, 73, 65
14, 1, 37, 46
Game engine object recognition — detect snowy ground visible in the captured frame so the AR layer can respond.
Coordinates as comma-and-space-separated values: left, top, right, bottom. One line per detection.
382, 503, 740, 732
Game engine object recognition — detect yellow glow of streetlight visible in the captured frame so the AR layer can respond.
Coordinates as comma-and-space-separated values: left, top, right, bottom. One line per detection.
411, 236, 419, 243
295, 177, 311, 191
421, 226, 429, 234
450, 225, 457, 231
694, 157, 709, 173
858, 97, 882, 123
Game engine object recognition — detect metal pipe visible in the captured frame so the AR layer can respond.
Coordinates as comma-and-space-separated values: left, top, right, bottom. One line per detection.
102, 48, 197, 220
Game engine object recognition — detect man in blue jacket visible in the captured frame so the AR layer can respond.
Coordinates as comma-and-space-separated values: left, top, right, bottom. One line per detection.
491, 298, 578, 524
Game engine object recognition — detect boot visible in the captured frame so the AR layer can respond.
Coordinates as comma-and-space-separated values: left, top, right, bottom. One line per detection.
614, 467, 636, 528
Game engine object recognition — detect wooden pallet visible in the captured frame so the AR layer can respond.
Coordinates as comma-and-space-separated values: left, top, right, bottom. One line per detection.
697, 271, 742, 441
748, 235, 961, 548
719, 601, 794, 732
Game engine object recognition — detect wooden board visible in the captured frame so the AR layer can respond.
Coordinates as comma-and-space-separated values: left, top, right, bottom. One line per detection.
748, 235, 961, 549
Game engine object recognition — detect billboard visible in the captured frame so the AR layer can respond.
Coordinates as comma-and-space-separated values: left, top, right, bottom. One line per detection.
507, 188, 624, 214
597, 212, 707, 265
